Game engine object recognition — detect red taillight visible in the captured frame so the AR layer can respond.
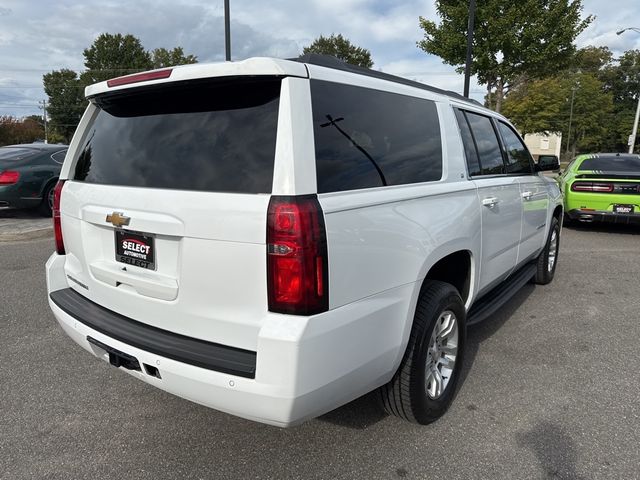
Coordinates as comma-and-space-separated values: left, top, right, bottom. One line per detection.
0, 170, 20, 185
106, 68, 173, 87
571, 182, 614, 193
53, 180, 66, 254
267, 195, 328, 315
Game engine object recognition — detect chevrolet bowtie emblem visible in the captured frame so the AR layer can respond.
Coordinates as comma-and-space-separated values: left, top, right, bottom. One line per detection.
106, 212, 130, 228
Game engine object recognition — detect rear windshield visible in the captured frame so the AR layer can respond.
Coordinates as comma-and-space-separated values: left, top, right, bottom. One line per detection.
74, 77, 281, 193
578, 156, 640, 172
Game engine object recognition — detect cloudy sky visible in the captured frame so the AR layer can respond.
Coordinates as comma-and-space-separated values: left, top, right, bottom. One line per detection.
1, 0, 639, 118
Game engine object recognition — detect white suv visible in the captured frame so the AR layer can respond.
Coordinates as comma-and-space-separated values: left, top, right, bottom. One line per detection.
46, 54, 562, 427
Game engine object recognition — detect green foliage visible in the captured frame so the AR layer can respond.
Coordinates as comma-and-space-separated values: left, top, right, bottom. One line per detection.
0, 116, 45, 146
42, 69, 86, 143
151, 47, 198, 68
503, 47, 640, 155
303, 34, 374, 68
418, 0, 593, 112
42, 33, 197, 142
601, 50, 640, 152
571, 45, 613, 75
82, 33, 152, 84
503, 73, 613, 155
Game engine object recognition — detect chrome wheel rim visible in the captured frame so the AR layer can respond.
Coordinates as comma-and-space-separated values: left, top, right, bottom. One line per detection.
425, 310, 459, 400
547, 228, 558, 272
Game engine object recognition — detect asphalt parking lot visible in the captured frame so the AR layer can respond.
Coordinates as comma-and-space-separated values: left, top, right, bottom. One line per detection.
1, 223, 639, 480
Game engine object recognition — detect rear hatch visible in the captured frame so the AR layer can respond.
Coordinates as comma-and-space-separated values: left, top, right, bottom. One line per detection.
59, 76, 283, 351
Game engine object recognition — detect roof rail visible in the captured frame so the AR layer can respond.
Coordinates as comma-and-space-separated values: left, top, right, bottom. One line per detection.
290, 54, 483, 107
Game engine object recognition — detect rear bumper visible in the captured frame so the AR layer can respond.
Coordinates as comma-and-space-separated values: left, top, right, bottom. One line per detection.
46, 253, 414, 427
567, 208, 640, 224
0, 185, 42, 209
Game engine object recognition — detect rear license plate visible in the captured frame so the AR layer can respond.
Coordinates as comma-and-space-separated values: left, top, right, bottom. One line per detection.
115, 230, 156, 270
613, 204, 634, 214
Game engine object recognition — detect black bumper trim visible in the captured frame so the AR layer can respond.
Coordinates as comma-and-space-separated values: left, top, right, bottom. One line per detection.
567, 209, 640, 225
50, 288, 257, 379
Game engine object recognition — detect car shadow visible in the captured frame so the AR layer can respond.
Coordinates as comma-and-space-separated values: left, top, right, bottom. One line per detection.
563, 221, 640, 235
458, 284, 535, 392
319, 284, 536, 430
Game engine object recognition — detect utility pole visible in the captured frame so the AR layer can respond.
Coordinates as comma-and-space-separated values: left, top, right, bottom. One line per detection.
565, 82, 579, 156
224, 0, 231, 61
629, 96, 640, 154
463, 0, 476, 98
38, 99, 48, 144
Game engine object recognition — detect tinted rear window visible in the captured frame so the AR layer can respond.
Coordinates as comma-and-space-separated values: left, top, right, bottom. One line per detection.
74, 78, 281, 193
578, 156, 640, 172
311, 80, 442, 193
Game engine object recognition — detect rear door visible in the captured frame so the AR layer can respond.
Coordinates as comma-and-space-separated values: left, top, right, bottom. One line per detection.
496, 121, 549, 261
59, 76, 283, 351
454, 109, 522, 294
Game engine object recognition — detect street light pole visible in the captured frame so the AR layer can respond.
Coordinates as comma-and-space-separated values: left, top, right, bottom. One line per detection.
224, 0, 231, 61
629, 96, 640, 154
616, 27, 640, 154
463, 0, 477, 98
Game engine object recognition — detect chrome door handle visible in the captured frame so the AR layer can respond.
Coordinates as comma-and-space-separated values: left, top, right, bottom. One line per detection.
521, 191, 533, 200
482, 197, 499, 208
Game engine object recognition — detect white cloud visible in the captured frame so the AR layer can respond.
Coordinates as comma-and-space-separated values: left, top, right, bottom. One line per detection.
0, 0, 637, 118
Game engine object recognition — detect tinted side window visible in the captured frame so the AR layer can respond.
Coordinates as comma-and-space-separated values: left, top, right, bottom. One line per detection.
497, 122, 533, 174
465, 112, 504, 175
311, 80, 442, 193
74, 78, 280, 193
454, 109, 481, 176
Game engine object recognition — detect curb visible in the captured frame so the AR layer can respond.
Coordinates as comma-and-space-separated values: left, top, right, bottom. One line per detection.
0, 227, 53, 242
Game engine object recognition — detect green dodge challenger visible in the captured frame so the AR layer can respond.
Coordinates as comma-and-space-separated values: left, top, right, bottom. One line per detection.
559, 153, 640, 224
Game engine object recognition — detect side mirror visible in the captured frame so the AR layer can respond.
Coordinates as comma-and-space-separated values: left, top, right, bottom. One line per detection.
537, 155, 560, 172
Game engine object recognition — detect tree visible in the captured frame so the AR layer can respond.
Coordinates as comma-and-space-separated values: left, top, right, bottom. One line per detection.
0, 116, 45, 146
43, 33, 197, 142
151, 47, 197, 68
43, 69, 85, 143
571, 46, 613, 75
82, 33, 152, 85
418, 0, 593, 112
600, 49, 640, 152
502, 72, 613, 156
303, 34, 373, 68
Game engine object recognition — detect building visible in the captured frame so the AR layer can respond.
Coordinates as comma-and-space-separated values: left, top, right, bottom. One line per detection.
523, 132, 562, 161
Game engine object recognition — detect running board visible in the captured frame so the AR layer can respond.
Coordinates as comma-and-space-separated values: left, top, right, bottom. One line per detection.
467, 263, 537, 326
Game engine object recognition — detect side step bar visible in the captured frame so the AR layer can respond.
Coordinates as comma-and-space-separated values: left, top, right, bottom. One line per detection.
467, 263, 537, 326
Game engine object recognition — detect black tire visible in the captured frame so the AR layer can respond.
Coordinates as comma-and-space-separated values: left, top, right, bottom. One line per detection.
533, 216, 560, 285
378, 280, 466, 424
38, 182, 55, 217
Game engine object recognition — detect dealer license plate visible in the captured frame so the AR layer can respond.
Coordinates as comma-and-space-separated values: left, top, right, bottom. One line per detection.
115, 230, 156, 270
613, 204, 634, 214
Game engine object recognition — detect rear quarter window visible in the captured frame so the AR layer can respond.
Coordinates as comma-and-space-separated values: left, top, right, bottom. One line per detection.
310, 80, 443, 193
73, 77, 281, 194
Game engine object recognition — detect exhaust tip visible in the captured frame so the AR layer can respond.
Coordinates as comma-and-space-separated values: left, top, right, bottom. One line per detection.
579, 214, 594, 222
